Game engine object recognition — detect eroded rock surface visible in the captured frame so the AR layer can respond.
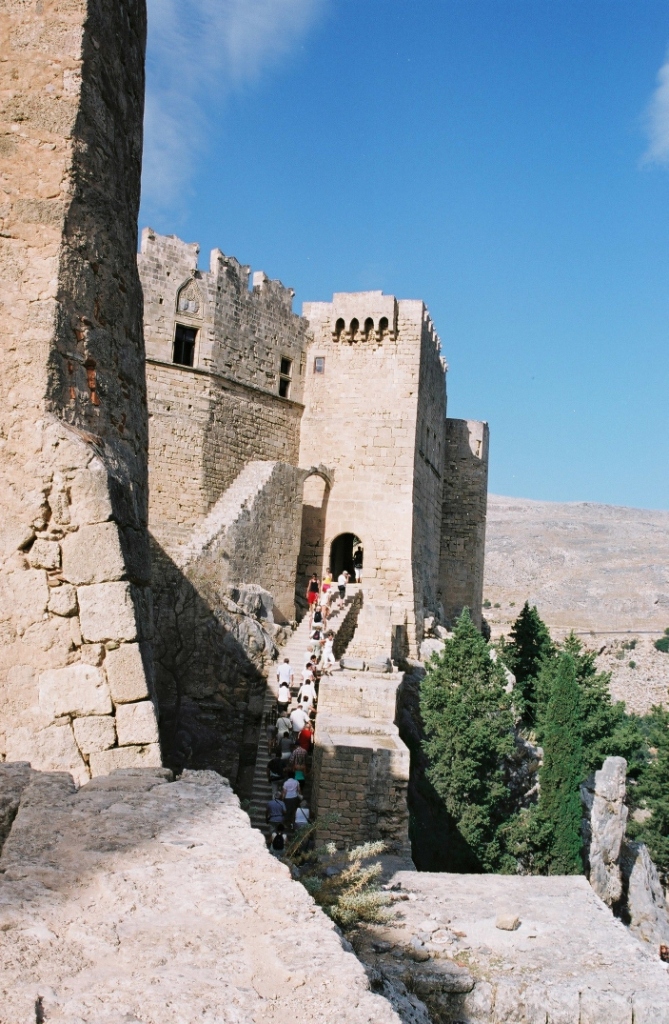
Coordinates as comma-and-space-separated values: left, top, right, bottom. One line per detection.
0, 766, 400, 1024
355, 872, 669, 1023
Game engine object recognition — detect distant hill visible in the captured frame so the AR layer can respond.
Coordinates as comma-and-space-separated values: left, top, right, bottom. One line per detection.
483, 495, 669, 635
483, 495, 669, 713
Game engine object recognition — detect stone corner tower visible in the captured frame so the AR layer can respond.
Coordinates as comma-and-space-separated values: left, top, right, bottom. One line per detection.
0, 0, 160, 784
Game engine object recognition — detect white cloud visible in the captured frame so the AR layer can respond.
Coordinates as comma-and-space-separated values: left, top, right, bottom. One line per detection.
142, 0, 325, 212
642, 51, 669, 166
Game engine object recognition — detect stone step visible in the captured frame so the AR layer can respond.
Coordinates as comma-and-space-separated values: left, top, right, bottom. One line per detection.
247, 596, 355, 834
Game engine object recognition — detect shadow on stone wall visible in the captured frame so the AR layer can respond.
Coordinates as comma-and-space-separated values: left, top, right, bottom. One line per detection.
150, 536, 279, 785
396, 667, 483, 871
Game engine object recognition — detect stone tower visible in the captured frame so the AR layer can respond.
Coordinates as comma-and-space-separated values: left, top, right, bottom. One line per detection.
299, 291, 489, 656
0, 0, 159, 782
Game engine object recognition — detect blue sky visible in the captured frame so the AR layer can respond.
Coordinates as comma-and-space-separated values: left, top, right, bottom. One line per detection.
141, 0, 669, 510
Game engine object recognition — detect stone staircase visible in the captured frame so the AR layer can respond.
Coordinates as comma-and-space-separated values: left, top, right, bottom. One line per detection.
176, 460, 278, 569
248, 596, 354, 834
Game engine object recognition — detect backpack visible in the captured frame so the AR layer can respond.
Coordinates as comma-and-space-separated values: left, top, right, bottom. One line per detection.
271, 832, 285, 851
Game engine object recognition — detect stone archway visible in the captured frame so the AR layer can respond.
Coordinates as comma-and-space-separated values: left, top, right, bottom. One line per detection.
329, 532, 363, 581
295, 465, 333, 616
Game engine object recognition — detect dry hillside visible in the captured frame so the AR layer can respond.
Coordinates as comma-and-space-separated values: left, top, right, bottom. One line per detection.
483, 495, 669, 713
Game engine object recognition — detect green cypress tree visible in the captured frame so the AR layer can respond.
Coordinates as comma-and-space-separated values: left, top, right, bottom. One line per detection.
420, 609, 515, 872
504, 602, 553, 726
538, 652, 584, 874
559, 633, 646, 776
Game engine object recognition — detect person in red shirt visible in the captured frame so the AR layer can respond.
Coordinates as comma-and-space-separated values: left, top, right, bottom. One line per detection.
297, 723, 314, 752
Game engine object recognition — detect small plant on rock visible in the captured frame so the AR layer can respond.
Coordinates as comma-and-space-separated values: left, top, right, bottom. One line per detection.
654, 635, 669, 654
299, 841, 392, 929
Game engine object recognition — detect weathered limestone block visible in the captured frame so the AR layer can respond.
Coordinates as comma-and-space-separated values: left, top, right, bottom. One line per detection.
104, 643, 150, 703
27, 539, 61, 571
419, 637, 445, 661
621, 840, 669, 947
0, 762, 32, 854
47, 583, 78, 617
73, 715, 116, 754
69, 459, 114, 526
61, 522, 126, 585
584, 756, 627, 907
78, 582, 138, 642
6, 722, 88, 788
88, 742, 162, 776
39, 664, 112, 720
115, 701, 159, 747
2, 569, 49, 632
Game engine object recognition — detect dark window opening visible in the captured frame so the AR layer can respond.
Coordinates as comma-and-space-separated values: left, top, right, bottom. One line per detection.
364, 317, 374, 341
334, 317, 346, 340
279, 355, 293, 398
379, 316, 389, 338
350, 318, 359, 342
314, 356, 325, 374
173, 324, 197, 367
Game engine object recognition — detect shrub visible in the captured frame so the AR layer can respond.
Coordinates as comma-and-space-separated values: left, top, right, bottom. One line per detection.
420, 609, 515, 871
494, 602, 501, 608
483, 599, 492, 609
629, 660, 637, 669
627, 707, 669, 886
298, 841, 392, 929
654, 636, 669, 654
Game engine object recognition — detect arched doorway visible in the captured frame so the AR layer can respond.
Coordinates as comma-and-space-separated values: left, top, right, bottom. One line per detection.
330, 533, 363, 581
295, 470, 331, 617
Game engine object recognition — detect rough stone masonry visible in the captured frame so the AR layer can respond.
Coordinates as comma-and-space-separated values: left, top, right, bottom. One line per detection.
0, 0, 159, 782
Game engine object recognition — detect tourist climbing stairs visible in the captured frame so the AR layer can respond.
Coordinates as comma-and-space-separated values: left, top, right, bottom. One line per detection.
247, 595, 355, 834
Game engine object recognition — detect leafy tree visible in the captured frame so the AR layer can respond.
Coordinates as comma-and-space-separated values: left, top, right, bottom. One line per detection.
503, 602, 553, 725
420, 609, 515, 871
628, 706, 669, 885
536, 653, 584, 874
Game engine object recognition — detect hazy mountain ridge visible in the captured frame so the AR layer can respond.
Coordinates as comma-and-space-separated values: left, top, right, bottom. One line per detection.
484, 495, 669, 714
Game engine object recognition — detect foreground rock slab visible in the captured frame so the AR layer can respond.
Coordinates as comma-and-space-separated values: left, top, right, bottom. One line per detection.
0, 766, 400, 1024
356, 871, 669, 1023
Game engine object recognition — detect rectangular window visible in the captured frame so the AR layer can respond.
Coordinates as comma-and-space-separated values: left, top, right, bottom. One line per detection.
314, 356, 325, 374
279, 356, 292, 398
173, 324, 197, 367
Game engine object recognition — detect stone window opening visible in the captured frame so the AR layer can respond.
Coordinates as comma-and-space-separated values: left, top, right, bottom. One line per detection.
350, 318, 359, 343
379, 316, 389, 339
364, 317, 374, 342
314, 356, 325, 374
334, 317, 346, 341
279, 356, 293, 398
173, 323, 197, 367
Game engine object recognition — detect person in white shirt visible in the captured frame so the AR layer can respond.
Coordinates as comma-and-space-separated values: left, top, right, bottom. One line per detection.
322, 632, 336, 674
277, 658, 294, 687
298, 680, 316, 710
276, 658, 293, 711
337, 571, 348, 599
290, 705, 309, 737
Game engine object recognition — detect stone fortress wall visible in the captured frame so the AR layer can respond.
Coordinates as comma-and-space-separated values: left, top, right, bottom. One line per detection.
440, 418, 490, 628
139, 229, 309, 553
0, 0, 159, 784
